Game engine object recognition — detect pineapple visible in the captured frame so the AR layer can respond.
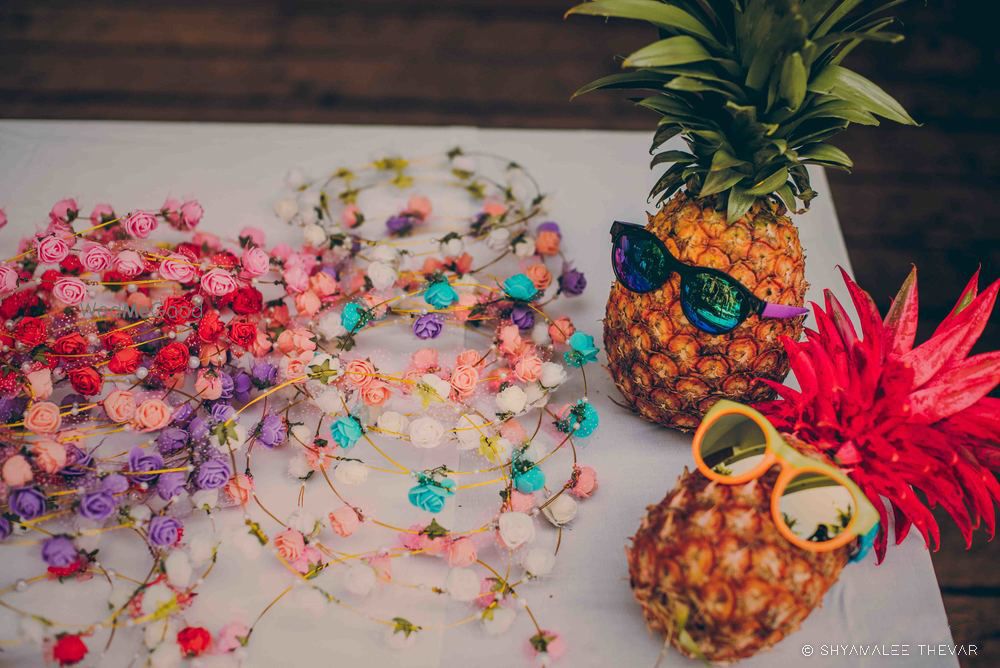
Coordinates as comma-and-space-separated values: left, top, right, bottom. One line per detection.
628, 267, 1000, 661
569, 0, 917, 430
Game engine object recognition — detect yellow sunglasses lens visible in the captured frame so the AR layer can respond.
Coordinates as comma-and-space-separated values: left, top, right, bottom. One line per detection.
698, 412, 768, 480
778, 471, 856, 544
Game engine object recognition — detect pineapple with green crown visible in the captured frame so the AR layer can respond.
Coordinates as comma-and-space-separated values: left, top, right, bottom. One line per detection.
568, 0, 917, 430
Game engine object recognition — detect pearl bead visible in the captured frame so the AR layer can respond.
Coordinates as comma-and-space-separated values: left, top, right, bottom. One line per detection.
167, 330, 177, 339
191, 295, 204, 306
126, 283, 138, 293
188, 356, 200, 369
135, 367, 148, 379
15, 580, 27, 592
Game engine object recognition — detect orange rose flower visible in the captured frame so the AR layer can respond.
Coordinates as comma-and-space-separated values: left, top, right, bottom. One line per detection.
135, 398, 172, 432
450, 364, 480, 400
24, 401, 62, 433
32, 438, 67, 473
525, 263, 552, 290
548, 317, 575, 345
224, 473, 254, 505
103, 390, 136, 424
344, 358, 377, 389
360, 381, 391, 407
535, 230, 561, 255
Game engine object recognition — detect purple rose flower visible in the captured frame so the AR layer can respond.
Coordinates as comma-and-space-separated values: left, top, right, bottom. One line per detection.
79, 490, 116, 521
157, 472, 187, 500
61, 445, 92, 477
102, 474, 129, 494
258, 414, 287, 448
147, 515, 182, 547
128, 447, 163, 482
558, 265, 587, 296
511, 304, 535, 331
195, 458, 231, 490
42, 535, 78, 568
413, 313, 443, 340
0, 397, 26, 423
386, 214, 417, 236
0, 516, 10, 541
537, 221, 561, 237
233, 372, 252, 403
218, 372, 235, 400
188, 417, 210, 441
210, 402, 234, 423
252, 362, 278, 388
156, 427, 188, 454
9, 486, 46, 520
171, 403, 195, 425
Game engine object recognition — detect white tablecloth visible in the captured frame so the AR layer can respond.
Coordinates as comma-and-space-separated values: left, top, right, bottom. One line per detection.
0, 121, 955, 667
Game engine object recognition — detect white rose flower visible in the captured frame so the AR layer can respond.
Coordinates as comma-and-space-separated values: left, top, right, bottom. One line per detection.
288, 509, 319, 536
542, 494, 578, 527
496, 385, 528, 415
303, 223, 326, 247
164, 550, 192, 588
293, 586, 327, 616
188, 532, 216, 565
524, 382, 548, 408
452, 156, 475, 173
409, 416, 445, 449
498, 512, 536, 550
521, 547, 556, 577
531, 321, 551, 345
312, 388, 343, 415
150, 642, 182, 668
486, 227, 510, 250
274, 198, 298, 222
299, 206, 319, 226
231, 528, 263, 560
446, 567, 481, 602
367, 261, 397, 291
317, 310, 347, 340
539, 362, 567, 389
440, 237, 464, 256
371, 244, 399, 264
455, 414, 489, 450
19, 617, 44, 645
190, 488, 218, 512
420, 373, 452, 403
377, 410, 409, 434
335, 460, 369, 486
344, 562, 377, 596
290, 423, 313, 446
285, 167, 308, 189
482, 606, 517, 636
288, 454, 311, 479
128, 504, 151, 524
299, 190, 321, 209
513, 237, 536, 257
143, 582, 176, 615
384, 625, 417, 650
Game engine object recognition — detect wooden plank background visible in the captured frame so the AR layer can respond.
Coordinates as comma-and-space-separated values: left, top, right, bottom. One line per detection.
1, 1, 997, 664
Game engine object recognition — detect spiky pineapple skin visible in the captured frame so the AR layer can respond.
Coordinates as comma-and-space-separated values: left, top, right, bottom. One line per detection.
604, 192, 807, 431
627, 455, 848, 663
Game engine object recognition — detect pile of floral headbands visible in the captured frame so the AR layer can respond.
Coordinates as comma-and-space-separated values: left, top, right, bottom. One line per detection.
0, 149, 597, 666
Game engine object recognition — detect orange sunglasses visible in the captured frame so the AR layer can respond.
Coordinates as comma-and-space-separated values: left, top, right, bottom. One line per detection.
692, 400, 879, 553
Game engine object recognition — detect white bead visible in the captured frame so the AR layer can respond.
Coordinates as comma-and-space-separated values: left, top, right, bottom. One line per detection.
188, 356, 200, 369
135, 367, 148, 379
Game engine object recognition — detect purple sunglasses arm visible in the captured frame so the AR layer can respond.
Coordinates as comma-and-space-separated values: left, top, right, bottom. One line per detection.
761, 302, 811, 319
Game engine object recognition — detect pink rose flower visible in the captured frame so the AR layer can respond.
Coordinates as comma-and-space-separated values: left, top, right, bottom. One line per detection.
34, 235, 71, 264
450, 364, 479, 400
514, 353, 542, 383
410, 348, 439, 372
225, 474, 254, 505
291, 545, 322, 574
548, 317, 575, 345
570, 465, 598, 499
215, 622, 250, 653
81, 242, 114, 272
498, 324, 525, 357
89, 203, 114, 225
24, 401, 62, 433
200, 268, 238, 297
366, 553, 393, 582
161, 197, 182, 226
406, 195, 432, 220
103, 390, 137, 423
134, 398, 172, 432
329, 505, 362, 537
273, 528, 305, 563
294, 291, 321, 316
344, 358, 377, 389
0, 264, 19, 294
270, 244, 293, 262
122, 210, 158, 238
0, 208, 6, 229
32, 438, 67, 473
275, 328, 316, 355
455, 349, 481, 367
52, 277, 87, 306
192, 231, 221, 250
114, 250, 145, 278
309, 271, 338, 297
195, 370, 223, 401
2, 454, 33, 486
49, 198, 79, 224
360, 381, 391, 406
159, 253, 197, 283
281, 351, 311, 380
249, 330, 272, 357
446, 537, 478, 567
240, 246, 269, 277
26, 368, 53, 400
500, 419, 527, 445
342, 204, 361, 228
508, 491, 536, 513
398, 525, 424, 551
239, 226, 265, 246
179, 200, 203, 229
283, 265, 309, 294
453, 293, 478, 323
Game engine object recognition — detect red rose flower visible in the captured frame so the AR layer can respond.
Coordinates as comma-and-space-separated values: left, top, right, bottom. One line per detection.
53, 333, 88, 356
197, 309, 224, 343
14, 316, 47, 347
39, 269, 62, 292
103, 330, 134, 351
59, 254, 84, 275
155, 342, 189, 374
0, 370, 19, 396
48, 558, 85, 579
107, 347, 142, 374
210, 250, 239, 269
231, 286, 263, 315
52, 633, 88, 665
69, 367, 103, 396
176, 242, 202, 259
177, 626, 212, 658
159, 296, 196, 325
228, 319, 257, 348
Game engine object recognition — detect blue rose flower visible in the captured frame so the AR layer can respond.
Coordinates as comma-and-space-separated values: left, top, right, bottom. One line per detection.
503, 273, 539, 302
341, 302, 369, 333
330, 415, 364, 449
556, 400, 600, 438
513, 464, 546, 493
424, 279, 458, 309
563, 331, 599, 367
407, 476, 456, 513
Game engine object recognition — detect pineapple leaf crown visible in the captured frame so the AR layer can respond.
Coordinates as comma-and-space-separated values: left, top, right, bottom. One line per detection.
757, 267, 1000, 562
568, 0, 918, 221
